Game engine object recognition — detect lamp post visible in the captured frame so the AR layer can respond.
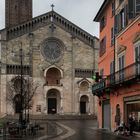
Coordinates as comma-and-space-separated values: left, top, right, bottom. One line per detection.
19, 43, 24, 126
26, 32, 34, 123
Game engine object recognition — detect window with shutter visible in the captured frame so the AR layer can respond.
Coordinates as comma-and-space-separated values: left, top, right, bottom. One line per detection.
110, 61, 115, 74
100, 37, 106, 57
136, 0, 140, 14
124, 4, 128, 26
110, 61, 115, 84
120, 9, 125, 29
111, 27, 115, 46
128, 0, 140, 18
100, 15, 106, 32
114, 14, 119, 34
135, 43, 140, 74
128, 0, 135, 19
116, 7, 127, 33
118, 55, 125, 81
112, 1, 115, 16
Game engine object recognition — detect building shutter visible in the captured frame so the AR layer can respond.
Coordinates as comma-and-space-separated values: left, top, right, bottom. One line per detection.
136, 0, 140, 14
128, 0, 135, 19
118, 12, 121, 32
124, 4, 128, 27
114, 14, 119, 34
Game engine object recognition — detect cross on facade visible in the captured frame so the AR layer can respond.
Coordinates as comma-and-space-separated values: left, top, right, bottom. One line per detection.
51, 4, 55, 11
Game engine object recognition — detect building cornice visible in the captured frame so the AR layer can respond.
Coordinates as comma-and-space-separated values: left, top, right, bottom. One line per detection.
93, 0, 110, 22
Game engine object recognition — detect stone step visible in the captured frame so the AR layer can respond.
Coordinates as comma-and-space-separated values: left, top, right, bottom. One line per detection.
2, 114, 96, 121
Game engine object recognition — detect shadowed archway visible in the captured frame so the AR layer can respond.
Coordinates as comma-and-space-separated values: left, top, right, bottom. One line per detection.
47, 89, 61, 114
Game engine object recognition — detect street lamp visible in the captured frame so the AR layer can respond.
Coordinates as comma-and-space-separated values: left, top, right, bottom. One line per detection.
19, 42, 24, 126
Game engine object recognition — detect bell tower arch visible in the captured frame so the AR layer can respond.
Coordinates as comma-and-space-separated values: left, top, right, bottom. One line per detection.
5, 0, 32, 28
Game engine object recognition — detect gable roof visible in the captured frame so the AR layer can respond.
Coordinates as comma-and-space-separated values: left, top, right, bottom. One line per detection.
93, 0, 110, 22
3, 11, 98, 47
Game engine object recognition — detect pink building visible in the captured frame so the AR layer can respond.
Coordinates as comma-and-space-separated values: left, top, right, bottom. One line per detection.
93, 0, 140, 131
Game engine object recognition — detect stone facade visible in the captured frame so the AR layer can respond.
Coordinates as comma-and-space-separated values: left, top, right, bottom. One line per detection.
0, 11, 99, 117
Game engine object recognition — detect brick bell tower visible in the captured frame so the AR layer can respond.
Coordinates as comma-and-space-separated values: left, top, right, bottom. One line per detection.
5, 0, 32, 28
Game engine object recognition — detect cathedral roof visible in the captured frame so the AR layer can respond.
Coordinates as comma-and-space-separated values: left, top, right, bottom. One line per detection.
3, 11, 98, 47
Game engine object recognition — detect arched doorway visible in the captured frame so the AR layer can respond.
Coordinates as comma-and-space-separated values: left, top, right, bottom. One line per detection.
13, 94, 22, 113
80, 95, 89, 114
47, 89, 61, 114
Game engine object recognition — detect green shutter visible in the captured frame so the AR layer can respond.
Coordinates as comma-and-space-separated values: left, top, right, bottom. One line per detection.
128, 0, 135, 19
124, 4, 128, 26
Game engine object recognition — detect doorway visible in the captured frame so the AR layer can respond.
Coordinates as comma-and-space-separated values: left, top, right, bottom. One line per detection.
80, 101, 86, 114
80, 95, 89, 114
48, 98, 57, 114
102, 100, 111, 130
47, 89, 61, 114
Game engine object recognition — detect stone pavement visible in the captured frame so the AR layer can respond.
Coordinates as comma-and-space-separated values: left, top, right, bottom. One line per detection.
0, 120, 140, 140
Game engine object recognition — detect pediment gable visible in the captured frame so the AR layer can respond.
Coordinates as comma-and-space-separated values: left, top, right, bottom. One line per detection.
77, 78, 91, 84
5, 11, 98, 47
117, 45, 127, 54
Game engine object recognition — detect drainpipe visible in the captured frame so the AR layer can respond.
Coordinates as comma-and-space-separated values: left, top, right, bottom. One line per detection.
71, 35, 76, 114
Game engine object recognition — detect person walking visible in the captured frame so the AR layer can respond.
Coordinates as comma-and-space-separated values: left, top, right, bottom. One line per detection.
129, 114, 136, 136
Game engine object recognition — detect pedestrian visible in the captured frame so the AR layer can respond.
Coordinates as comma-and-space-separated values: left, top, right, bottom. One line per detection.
129, 114, 136, 136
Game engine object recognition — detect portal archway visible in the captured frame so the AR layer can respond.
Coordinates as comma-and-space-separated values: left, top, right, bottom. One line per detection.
80, 95, 89, 114
47, 89, 61, 114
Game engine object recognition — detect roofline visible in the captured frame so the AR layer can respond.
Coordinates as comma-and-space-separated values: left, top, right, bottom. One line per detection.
4, 10, 99, 47
93, 0, 110, 22
5, 11, 98, 39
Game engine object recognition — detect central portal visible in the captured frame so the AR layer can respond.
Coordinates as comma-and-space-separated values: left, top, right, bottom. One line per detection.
47, 89, 61, 114
48, 98, 57, 114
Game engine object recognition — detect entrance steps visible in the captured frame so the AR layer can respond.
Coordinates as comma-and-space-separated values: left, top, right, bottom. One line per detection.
2, 114, 96, 121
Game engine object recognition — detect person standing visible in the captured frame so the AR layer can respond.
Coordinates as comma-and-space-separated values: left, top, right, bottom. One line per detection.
129, 114, 136, 136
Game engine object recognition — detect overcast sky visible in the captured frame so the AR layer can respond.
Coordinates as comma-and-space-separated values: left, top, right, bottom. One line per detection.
0, 0, 104, 37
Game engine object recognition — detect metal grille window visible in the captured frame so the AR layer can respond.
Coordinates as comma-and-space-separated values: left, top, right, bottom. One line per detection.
6, 65, 30, 75
75, 69, 94, 78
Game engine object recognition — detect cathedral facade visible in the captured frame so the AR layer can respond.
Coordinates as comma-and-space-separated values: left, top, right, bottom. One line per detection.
0, 0, 99, 117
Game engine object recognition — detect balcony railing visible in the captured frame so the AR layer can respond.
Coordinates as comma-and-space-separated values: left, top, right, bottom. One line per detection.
92, 80, 106, 93
92, 62, 140, 95
107, 62, 140, 87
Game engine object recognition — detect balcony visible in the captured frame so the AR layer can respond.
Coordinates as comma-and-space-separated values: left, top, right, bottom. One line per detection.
92, 80, 106, 96
92, 62, 140, 96
107, 62, 140, 87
